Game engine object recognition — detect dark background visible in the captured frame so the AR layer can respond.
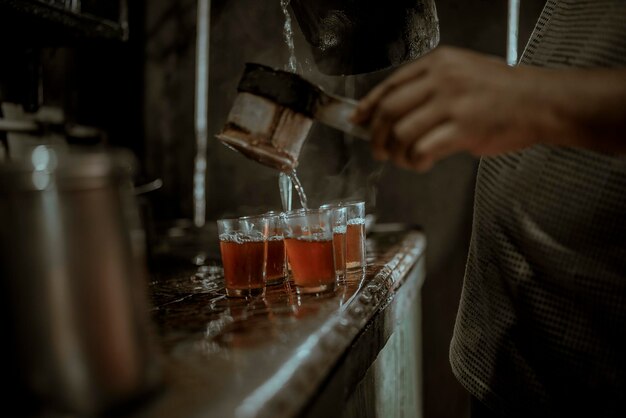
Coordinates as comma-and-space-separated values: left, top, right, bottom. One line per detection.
0, 1, 547, 417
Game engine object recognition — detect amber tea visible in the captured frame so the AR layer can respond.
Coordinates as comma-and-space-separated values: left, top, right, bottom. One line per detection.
266, 237, 286, 285
264, 211, 287, 285
219, 238, 265, 297
320, 201, 366, 272
282, 209, 337, 294
327, 206, 347, 280
346, 220, 365, 270
333, 229, 346, 277
284, 237, 335, 291
218, 215, 269, 298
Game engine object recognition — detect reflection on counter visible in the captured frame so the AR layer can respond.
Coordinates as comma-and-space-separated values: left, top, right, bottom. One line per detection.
136, 228, 425, 418
150, 257, 369, 352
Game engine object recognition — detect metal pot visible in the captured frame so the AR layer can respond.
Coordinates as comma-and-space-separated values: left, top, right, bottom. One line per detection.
290, 0, 440, 75
0, 146, 162, 416
217, 63, 370, 172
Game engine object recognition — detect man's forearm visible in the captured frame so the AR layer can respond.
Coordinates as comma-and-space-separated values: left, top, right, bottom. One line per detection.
540, 68, 626, 153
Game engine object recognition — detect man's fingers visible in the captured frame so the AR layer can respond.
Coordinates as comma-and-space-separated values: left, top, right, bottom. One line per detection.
388, 101, 447, 166
369, 77, 433, 160
408, 123, 464, 170
353, 61, 428, 124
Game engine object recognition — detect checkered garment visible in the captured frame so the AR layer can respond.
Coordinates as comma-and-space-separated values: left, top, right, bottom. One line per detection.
450, 1, 626, 417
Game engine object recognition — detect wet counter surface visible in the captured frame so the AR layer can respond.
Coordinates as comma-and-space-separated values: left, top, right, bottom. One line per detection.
136, 228, 426, 418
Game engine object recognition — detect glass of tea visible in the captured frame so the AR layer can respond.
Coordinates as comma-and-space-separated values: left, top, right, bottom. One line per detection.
217, 215, 268, 298
264, 211, 287, 286
326, 206, 348, 281
321, 201, 366, 272
281, 208, 337, 294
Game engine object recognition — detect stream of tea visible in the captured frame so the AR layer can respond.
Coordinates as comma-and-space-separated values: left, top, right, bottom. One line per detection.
279, 0, 308, 211
289, 170, 308, 209
280, 0, 298, 73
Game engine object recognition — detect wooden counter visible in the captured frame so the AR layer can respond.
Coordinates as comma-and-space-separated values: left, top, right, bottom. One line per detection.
135, 227, 426, 418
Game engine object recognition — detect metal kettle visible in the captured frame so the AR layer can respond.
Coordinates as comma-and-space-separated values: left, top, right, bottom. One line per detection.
0, 146, 162, 416
217, 63, 370, 172
290, 0, 440, 75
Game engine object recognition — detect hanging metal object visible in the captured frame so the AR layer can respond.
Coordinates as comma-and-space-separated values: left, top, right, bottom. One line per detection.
290, 0, 440, 75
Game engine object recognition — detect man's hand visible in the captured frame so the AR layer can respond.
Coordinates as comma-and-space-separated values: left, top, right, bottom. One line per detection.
352, 46, 626, 171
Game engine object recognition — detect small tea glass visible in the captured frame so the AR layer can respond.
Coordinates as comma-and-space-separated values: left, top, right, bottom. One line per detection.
326, 206, 347, 281
320, 201, 366, 272
281, 208, 337, 294
264, 211, 287, 286
217, 215, 268, 298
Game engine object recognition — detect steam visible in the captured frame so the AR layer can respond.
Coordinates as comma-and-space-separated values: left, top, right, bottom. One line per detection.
213, 0, 385, 219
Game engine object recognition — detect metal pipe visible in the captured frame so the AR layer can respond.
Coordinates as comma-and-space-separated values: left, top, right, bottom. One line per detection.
507, 0, 520, 66
193, 0, 210, 227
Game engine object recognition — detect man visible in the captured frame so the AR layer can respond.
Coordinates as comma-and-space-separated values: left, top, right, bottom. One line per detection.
353, 0, 626, 417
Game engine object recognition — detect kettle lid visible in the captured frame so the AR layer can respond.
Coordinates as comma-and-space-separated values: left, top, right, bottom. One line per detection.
0, 145, 136, 192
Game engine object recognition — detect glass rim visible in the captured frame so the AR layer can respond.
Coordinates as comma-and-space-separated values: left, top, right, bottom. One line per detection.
281, 207, 331, 219
216, 217, 239, 224
319, 205, 347, 213
238, 213, 270, 221
320, 200, 365, 209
